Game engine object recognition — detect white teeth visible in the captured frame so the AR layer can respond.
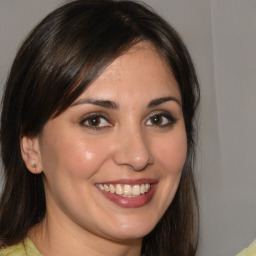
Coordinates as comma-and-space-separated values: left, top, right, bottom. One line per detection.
104, 184, 110, 192
98, 184, 104, 190
109, 184, 115, 193
123, 184, 132, 196
132, 185, 140, 196
97, 183, 151, 196
115, 184, 123, 195
140, 184, 145, 194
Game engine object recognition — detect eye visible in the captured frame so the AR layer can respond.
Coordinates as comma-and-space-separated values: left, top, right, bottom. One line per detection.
145, 113, 177, 127
80, 114, 112, 129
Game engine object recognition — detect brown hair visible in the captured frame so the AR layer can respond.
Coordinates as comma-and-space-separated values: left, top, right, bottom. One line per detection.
0, 1, 200, 255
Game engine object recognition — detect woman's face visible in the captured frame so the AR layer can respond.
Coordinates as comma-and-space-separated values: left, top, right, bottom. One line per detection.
32, 42, 187, 242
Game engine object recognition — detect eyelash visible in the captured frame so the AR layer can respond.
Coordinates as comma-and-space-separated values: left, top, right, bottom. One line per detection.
80, 112, 177, 130
146, 112, 177, 127
80, 114, 112, 130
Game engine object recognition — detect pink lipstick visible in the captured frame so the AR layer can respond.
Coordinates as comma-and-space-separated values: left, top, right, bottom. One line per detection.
95, 179, 157, 208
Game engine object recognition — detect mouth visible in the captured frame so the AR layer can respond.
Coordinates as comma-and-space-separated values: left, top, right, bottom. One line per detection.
96, 183, 151, 197
95, 180, 157, 208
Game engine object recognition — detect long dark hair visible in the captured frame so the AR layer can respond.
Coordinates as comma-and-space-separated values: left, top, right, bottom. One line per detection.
0, 1, 200, 255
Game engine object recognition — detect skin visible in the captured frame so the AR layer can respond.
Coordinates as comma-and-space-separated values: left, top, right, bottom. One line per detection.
21, 42, 187, 256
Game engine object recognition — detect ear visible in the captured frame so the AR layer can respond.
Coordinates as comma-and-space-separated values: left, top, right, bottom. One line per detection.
20, 135, 43, 174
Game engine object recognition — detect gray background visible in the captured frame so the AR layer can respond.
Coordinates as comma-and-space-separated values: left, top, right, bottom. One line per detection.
0, 1, 255, 255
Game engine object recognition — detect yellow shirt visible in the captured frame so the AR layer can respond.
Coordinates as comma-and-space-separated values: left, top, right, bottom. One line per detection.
0, 237, 42, 256
237, 240, 256, 256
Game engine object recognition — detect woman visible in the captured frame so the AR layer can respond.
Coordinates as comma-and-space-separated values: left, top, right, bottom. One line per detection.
0, 0, 200, 255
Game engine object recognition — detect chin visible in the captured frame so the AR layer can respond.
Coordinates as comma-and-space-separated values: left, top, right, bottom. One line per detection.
107, 219, 157, 241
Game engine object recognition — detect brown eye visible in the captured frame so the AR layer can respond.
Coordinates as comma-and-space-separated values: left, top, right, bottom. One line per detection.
151, 115, 163, 125
87, 116, 101, 127
81, 115, 111, 129
145, 113, 177, 127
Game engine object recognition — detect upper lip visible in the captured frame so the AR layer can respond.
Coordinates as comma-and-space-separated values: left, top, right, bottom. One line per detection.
95, 178, 157, 185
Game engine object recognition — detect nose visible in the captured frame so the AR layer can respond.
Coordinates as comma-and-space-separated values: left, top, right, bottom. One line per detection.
112, 128, 154, 171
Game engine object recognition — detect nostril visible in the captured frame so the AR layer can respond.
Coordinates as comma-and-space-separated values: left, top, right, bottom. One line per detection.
132, 153, 154, 171
112, 133, 154, 171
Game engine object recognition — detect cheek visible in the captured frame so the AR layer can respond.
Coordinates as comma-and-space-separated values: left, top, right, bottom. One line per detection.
148, 129, 187, 219
154, 131, 187, 176
72, 144, 107, 179
40, 133, 112, 181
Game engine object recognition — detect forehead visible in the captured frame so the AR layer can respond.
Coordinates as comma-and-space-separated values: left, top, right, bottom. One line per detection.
77, 42, 181, 102
96, 42, 171, 82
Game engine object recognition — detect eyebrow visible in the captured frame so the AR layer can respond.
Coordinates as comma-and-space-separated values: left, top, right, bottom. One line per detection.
71, 98, 119, 109
147, 96, 181, 108
71, 96, 181, 109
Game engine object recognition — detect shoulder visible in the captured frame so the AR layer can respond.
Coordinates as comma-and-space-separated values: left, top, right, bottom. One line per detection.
237, 239, 256, 256
0, 238, 42, 256
0, 242, 25, 256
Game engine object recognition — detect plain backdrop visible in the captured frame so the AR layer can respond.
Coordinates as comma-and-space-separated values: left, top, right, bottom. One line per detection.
0, 1, 255, 255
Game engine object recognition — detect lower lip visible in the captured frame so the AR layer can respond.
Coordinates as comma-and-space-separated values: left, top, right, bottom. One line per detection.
97, 184, 157, 208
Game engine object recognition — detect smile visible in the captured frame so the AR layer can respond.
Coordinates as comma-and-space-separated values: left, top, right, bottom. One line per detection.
96, 180, 157, 208
96, 183, 151, 197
